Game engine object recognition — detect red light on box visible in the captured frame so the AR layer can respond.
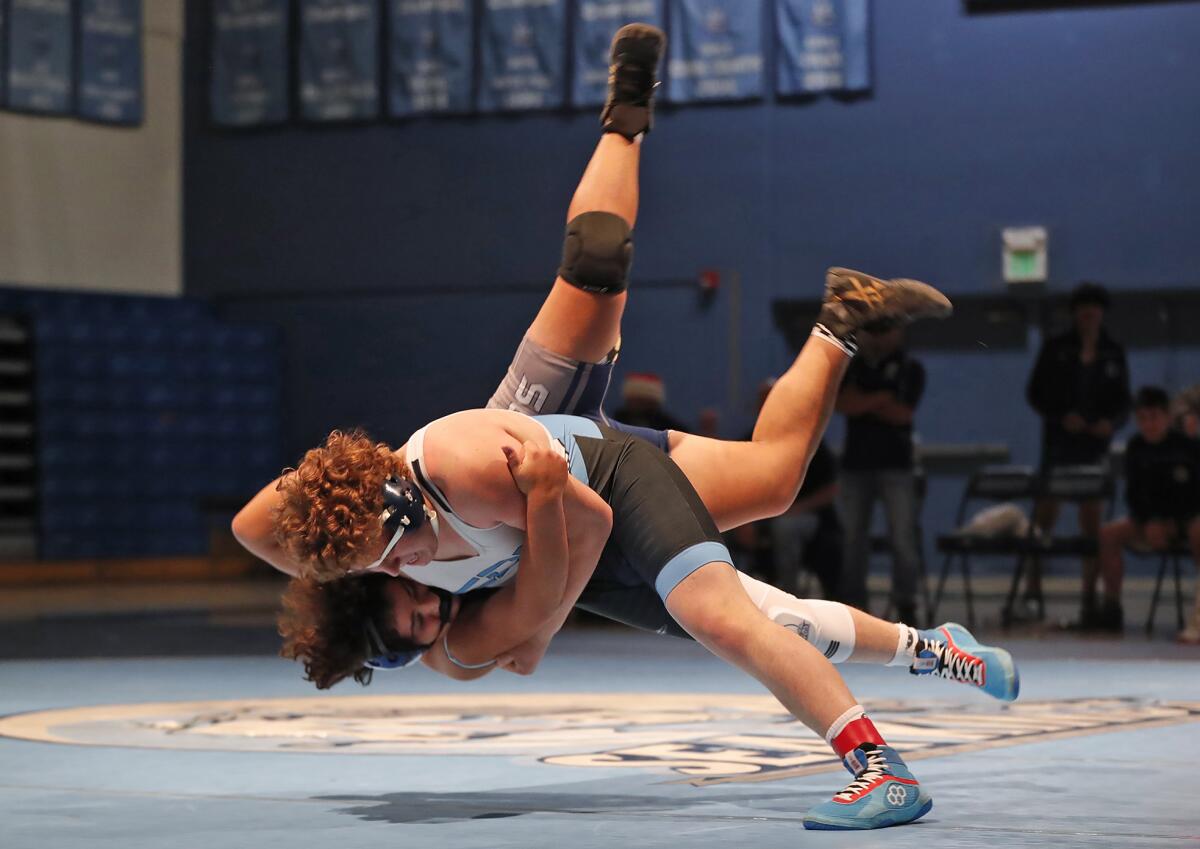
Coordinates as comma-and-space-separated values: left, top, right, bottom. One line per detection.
698, 269, 720, 291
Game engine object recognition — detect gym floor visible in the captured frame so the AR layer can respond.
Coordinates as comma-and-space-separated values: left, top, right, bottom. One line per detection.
2, 582, 1198, 849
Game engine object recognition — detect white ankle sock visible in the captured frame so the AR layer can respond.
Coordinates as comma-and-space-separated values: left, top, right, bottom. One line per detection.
824, 704, 867, 747
886, 624, 920, 667
811, 323, 857, 358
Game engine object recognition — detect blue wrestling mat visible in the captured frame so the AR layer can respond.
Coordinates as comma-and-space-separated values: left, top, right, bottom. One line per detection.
2, 630, 1198, 848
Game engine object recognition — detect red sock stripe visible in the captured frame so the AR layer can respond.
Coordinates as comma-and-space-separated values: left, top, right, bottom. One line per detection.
831, 716, 886, 758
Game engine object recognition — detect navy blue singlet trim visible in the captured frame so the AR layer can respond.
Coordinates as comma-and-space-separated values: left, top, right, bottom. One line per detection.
411, 458, 453, 515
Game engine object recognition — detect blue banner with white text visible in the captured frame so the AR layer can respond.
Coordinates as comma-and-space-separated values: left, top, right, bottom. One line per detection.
210, 0, 290, 127
387, 0, 473, 117
77, 0, 142, 124
666, 0, 764, 104
478, 0, 566, 113
571, 0, 663, 108
299, 0, 381, 122
776, 0, 870, 95
5, 0, 74, 114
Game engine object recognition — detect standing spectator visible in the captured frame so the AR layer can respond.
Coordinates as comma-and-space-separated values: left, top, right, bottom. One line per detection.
835, 321, 925, 623
612, 372, 688, 432
1026, 282, 1131, 620
1095, 387, 1200, 633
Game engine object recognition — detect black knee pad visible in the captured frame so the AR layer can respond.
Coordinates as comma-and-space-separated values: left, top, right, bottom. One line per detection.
558, 211, 633, 295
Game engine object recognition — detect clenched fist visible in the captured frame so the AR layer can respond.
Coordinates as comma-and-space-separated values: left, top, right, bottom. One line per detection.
502, 439, 568, 497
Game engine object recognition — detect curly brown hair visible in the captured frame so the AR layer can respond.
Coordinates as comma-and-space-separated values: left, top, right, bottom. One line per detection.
278, 573, 421, 689
273, 429, 405, 581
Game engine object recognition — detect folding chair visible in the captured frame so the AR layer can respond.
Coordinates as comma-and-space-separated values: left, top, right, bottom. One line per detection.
1002, 465, 1116, 625
934, 466, 1038, 630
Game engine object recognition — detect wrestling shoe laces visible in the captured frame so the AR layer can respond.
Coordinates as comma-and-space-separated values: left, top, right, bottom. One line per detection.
834, 744, 892, 802
911, 635, 985, 688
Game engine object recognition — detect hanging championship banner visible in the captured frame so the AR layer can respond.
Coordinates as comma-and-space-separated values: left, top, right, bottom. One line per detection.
5, 0, 74, 114
666, 0, 764, 103
478, 0, 566, 113
299, 0, 381, 122
211, 0, 289, 127
387, 0, 473, 117
776, 0, 870, 95
571, 0, 663, 108
77, 0, 143, 124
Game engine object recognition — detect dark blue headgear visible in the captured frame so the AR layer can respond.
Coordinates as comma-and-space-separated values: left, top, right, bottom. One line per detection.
361, 477, 431, 572
364, 585, 455, 670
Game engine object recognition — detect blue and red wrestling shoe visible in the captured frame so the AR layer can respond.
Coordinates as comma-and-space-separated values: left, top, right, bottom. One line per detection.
913, 622, 1020, 702
803, 743, 932, 830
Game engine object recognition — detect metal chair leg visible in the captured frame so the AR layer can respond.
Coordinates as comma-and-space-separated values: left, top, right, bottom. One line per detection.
932, 554, 954, 624
960, 554, 976, 631
1173, 554, 1185, 630
917, 549, 933, 629
1146, 553, 1168, 635
1002, 554, 1026, 627
1032, 556, 1046, 621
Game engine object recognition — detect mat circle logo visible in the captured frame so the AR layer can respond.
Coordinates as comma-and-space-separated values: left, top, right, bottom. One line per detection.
0, 694, 1195, 785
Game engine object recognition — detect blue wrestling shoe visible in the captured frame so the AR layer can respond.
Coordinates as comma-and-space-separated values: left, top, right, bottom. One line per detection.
802, 743, 932, 830
913, 622, 1020, 702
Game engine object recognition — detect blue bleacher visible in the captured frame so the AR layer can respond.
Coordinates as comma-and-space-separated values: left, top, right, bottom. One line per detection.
14, 287, 282, 561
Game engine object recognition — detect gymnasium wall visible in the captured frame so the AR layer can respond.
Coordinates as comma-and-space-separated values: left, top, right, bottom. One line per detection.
183, 0, 1200, 476
0, 1, 184, 296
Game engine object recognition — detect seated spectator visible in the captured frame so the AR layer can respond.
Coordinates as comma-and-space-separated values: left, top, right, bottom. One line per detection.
1094, 386, 1200, 633
612, 372, 688, 432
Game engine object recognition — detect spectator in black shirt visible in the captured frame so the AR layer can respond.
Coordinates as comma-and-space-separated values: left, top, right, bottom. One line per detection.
835, 322, 925, 623
1025, 283, 1131, 616
1094, 386, 1200, 633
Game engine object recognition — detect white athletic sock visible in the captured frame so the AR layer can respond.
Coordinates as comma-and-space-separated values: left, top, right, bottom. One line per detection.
824, 703, 867, 747
886, 624, 920, 667
811, 323, 858, 358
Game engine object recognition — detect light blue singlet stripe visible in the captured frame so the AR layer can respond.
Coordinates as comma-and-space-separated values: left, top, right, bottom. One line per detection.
654, 541, 734, 600
533, 414, 601, 487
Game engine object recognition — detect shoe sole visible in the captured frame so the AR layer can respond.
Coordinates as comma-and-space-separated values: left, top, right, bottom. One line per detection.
803, 798, 933, 830
611, 24, 666, 63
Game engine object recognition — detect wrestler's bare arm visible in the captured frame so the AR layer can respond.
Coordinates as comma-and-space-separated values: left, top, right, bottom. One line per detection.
231, 478, 303, 577
416, 414, 611, 679
423, 475, 610, 680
